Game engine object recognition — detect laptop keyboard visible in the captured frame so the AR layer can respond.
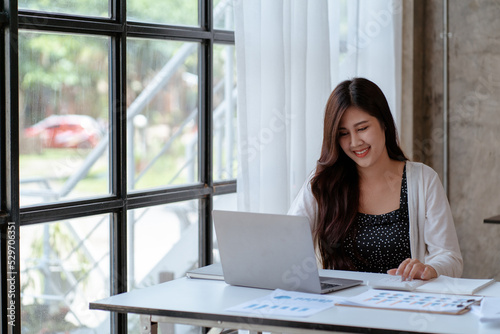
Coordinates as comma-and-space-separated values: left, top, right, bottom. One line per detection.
321, 282, 341, 289
367, 275, 426, 291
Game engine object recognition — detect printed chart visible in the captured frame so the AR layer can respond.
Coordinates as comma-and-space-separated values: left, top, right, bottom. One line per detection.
226, 289, 341, 317
337, 290, 482, 314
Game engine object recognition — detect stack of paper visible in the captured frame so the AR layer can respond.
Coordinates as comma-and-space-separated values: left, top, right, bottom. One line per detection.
336, 289, 482, 315
186, 263, 224, 280
367, 274, 495, 295
415, 276, 495, 295
471, 297, 500, 324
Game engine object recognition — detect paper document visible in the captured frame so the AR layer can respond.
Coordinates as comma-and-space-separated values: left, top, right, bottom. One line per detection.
414, 275, 495, 295
337, 289, 482, 315
225, 289, 343, 317
367, 274, 495, 295
185, 263, 224, 280
471, 297, 500, 324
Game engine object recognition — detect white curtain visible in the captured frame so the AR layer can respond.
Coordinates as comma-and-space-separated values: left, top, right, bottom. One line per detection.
233, 0, 402, 214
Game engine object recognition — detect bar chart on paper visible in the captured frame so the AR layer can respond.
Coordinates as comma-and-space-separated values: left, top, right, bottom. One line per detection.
336, 290, 482, 315
225, 289, 342, 317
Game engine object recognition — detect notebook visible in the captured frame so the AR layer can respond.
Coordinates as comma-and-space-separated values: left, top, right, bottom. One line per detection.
367, 274, 495, 295
186, 263, 224, 281
212, 210, 363, 294
414, 276, 495, 295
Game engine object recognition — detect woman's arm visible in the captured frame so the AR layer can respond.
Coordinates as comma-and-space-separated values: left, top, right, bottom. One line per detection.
388, 163, 463, 280
421, 167, 463, 277
287, 173, 317, 231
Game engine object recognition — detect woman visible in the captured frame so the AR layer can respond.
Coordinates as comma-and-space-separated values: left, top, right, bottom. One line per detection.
288, 78, 462, 280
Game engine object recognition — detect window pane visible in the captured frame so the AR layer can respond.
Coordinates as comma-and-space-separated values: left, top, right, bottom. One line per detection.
19, 0, 109, 18
19, 32, 110, 207
127, 200, 198, 333
21, 215, 111, 333
127, 38, 199, 191
212, 193, 237, 263
128, 0, 198, 26
214, 0, 234, 30
127, 200, 198, 288
213, 44, 237, 181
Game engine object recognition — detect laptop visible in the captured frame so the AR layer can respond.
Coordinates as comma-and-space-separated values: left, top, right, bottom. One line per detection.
213, 210, 363, 294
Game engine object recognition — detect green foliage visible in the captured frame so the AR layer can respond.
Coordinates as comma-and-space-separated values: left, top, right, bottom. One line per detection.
19, 0, 201, 25
19, 32, 109, 122
21, 303, 78, 334
18, 1, 233, 197
22, 223, 93, 333
19, 0, 108, 17
27, 223, 92, 280
127, 0, 198, 26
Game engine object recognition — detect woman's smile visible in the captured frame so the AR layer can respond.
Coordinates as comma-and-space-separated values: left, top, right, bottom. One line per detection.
353, 147, 370, 158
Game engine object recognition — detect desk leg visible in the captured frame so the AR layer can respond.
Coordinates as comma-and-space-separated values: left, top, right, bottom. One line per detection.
207, 330, 264, 334
207, 329, 223, 334
208, 330, 265, 334
140, 315, 158, 334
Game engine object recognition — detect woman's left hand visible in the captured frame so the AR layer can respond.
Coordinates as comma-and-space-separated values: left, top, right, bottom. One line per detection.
387, 258, 437, 281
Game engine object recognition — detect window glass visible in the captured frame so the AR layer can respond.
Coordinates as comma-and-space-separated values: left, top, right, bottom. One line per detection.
214, 0, 234, 30
127, 200, 198, 332
127, 38, 199, 191
127, 200, 198, 288
21, 215, 111, 333
213, 44, 237, 181
18, 32, 110, 207
19, 0, 109, 18
212, 193, 237, 263
127, 0, 198, 26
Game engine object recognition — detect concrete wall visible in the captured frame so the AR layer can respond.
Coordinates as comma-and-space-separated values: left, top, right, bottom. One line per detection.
417, 0, 500, 279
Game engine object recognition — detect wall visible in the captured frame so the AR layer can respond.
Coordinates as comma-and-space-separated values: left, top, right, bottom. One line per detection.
417, 0, 500, 279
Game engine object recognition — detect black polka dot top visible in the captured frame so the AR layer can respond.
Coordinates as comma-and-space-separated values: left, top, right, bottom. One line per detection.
343, 164, 411, 273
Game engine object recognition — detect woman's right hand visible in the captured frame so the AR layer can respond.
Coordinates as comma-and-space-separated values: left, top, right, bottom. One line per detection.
387, 258, 437, 281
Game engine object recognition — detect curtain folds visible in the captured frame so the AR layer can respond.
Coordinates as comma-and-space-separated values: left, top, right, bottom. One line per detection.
234, 0, 402, 214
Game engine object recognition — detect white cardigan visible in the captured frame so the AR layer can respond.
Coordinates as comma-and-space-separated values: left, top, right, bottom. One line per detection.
287, 161, 463, 277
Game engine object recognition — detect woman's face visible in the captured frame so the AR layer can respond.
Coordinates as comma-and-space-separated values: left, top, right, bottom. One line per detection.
338, 106, 389, 170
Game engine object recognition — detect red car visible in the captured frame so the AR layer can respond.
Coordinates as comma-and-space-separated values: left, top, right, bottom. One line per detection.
24, 114, 104, 149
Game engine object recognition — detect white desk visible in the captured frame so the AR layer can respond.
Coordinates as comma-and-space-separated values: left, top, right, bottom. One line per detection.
90, 270, 500, 334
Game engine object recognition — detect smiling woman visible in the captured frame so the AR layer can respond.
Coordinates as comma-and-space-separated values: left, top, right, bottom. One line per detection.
288, 77, 463, 282
337, 107, 388, 170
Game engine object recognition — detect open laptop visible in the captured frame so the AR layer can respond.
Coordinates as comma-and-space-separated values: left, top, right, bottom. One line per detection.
213, 210, 363, 294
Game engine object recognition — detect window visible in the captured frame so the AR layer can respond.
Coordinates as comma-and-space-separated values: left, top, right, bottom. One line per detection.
126, 38, 200, 191
19, 32, 110, 206
20, 215, 111, 332
2, 1, 236, 333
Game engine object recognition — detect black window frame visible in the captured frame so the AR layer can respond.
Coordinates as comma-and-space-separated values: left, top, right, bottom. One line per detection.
1, 0, 236, 333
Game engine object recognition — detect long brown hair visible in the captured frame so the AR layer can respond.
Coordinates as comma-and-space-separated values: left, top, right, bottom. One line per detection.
311, 78, 407, 270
